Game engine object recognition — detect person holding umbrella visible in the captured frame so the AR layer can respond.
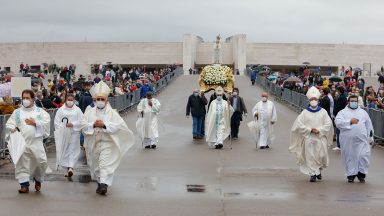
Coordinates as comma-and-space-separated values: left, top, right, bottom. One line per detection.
54, 91, 84, 178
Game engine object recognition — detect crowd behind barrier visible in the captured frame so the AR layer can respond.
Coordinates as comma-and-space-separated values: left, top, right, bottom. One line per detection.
251, 73, 384, 141
0, 68, 183, 158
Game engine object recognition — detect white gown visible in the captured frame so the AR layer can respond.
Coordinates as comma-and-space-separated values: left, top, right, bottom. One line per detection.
54, 104, 84, 169
6, 106, 50, 183
252, 100, 277, 147
290, 108, 334, 176
137, 98, 161, 146
82, 104, 134, 186
335, 107, 374, 176
205, 99, 232, 147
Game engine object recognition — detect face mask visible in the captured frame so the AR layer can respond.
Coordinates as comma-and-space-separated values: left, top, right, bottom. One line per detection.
216, 96, 222, 101
335, 92, 340, 97
262, 97, 268, 102
96, 101, 106, 109
193, 92, 199, 97
66, 101, 74, 107
22, 99, 32, 108
310, 100, 318, 107
349, 101, 358, 109
232, 92, 238, 96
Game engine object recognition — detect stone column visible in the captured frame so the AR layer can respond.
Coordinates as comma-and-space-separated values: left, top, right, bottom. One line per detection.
183, 34, 203, 75
230, 34, 247, 75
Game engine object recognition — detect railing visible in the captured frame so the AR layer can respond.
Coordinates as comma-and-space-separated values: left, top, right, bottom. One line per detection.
0, 67, 184, 158
248, 72, 384, 140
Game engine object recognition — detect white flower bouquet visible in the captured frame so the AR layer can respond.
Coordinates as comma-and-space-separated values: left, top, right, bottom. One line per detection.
199, 64, 234, 93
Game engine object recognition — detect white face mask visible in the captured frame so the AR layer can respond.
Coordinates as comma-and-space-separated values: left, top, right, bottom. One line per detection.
262, 97, 268, 102
96, 101, 106, 109
310, 100, 319, 107
232, 92, 238, 96
66, 101, 74, 107
216, 96, 222, 101
22, 99, 32, 108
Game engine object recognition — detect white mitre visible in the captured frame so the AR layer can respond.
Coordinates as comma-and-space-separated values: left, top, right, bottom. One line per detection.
215, 86, 224, 94
91, 81, 110, 97
306, 86, 321, 99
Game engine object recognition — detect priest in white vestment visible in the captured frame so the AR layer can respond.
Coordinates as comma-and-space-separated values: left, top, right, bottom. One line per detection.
54, 92, 84, 177
6, 89, 50, 193
251, 92, 277, 149
137, 91, 161, 149
82, 81, 134, 195
205, 87, 233, 149
290, 87, 334, 182
335, 95, 374, 183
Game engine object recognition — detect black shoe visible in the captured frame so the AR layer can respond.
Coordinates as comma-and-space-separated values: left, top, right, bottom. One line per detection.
357, 172, 366, 183
265, 145, 270, 149
99, 183, 108, 195
310, 175, 317, 182
145, 145, 151, 149
151, 145, 157, 149
347, 175, 356, 183
316, 174, 322, 180
260, 146, 265, 149
233, 137, 238, 140
96, 183, 101, 194
214, 145, 219, 149
217, 144, 223, 149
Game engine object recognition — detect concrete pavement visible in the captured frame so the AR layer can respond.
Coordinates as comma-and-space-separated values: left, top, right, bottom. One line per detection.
0, 75, 383, 216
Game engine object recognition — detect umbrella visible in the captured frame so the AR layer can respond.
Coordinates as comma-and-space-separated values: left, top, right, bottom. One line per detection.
329, 76, 343, 82
302, 61, 311, 65
262, 66, 271, 70
268, 75, 278, 80
353, 67, 362, 72
54, 117, 72, 170
258, 71, 269, 75
247, 120, 259, 149
28, 69, 40, 73
285, 77, 302, 82
7, 130, 26, 165
72, 81, 83, 89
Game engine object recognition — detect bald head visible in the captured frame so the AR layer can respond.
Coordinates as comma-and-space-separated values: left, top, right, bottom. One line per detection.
261, 92, 268, 97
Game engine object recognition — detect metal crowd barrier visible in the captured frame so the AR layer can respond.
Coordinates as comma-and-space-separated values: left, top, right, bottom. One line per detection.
0, 67, 184, 157
252, 74, 384, 140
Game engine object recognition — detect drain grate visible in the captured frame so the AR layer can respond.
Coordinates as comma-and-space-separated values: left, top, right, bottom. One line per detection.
186, 184, 206, 192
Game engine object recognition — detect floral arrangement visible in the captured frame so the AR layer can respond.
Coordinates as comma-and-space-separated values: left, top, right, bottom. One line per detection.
202, 64, 231, 85
199, 64, 234, 93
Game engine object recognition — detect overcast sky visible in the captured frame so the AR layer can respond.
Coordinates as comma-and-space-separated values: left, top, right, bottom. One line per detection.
1, 0, 384, 44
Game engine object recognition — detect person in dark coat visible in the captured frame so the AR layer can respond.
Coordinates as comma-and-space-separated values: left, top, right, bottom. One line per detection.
228, 88, 248, 139
320, 88, 331, 117
333, 86, 348, 150
250, 70, 256, 85
78, 82, 93, 113
186, 89, 208, 139
41, 89, 57, 109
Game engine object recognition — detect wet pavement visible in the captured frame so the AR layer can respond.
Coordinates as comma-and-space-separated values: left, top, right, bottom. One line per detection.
0, 75, 384, 216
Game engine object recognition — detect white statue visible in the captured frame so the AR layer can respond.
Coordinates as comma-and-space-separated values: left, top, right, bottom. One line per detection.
213, 34, 222, 64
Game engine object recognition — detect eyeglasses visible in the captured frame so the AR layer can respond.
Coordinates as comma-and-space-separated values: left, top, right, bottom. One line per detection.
96, 98, 106, 101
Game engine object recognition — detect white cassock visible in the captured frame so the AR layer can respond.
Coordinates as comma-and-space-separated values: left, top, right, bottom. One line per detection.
251, 100, 277, 147
205, 99, 232, 147
137, 98, 161, 146
82, 104, 134, 186
289, 108, 334, 176
54, 104, 84, 169
335, 107, 374, 176
5, 106, 50, 184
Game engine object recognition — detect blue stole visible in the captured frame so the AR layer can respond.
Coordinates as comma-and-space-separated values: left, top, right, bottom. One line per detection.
306, 105, 321, 113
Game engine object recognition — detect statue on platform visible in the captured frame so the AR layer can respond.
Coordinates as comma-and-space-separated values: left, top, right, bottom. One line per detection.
213, 34, 222, 64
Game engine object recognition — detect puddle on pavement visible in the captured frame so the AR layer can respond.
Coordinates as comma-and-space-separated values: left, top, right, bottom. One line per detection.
186, 184, 206, 192
222, 191, 297, 199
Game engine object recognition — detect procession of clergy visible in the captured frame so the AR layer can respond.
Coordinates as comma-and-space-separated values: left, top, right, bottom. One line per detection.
5, 80, 374, 195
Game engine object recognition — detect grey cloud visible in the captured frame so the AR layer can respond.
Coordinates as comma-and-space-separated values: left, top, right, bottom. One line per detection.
0, 0, 384, 44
